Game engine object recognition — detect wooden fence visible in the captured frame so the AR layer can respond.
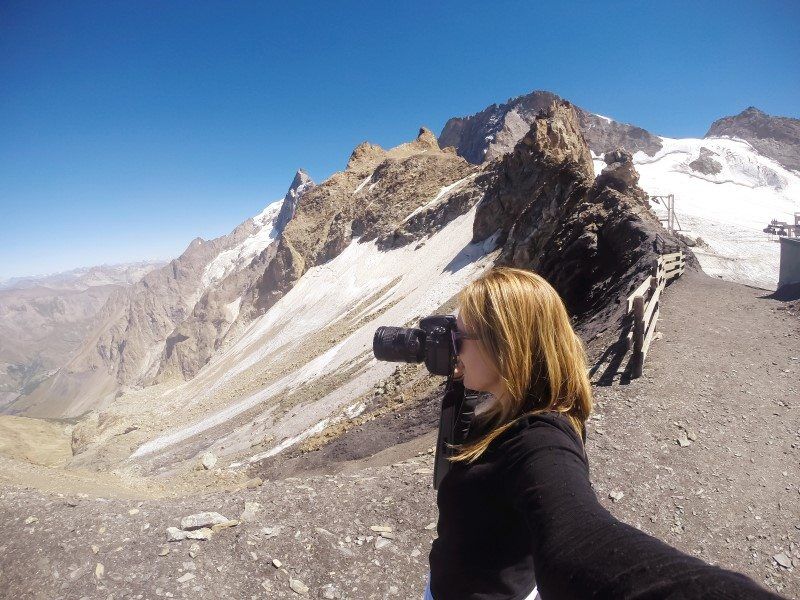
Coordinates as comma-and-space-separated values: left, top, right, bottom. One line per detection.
625, 251, 685, 378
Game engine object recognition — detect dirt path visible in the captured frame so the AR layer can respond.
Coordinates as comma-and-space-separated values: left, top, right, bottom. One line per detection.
586, 270, 799, 597
0, 270, 797, 599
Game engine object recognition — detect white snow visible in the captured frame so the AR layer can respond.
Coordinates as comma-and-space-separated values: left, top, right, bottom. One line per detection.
594, 137, 800, 290
353, 174, 372, 194
130, 203, 498, 459
248, 418, 330, 463
224, 297, 243, 323
200, 200, 283, 288
593, 113, 614, 124
404, 173, 478, 221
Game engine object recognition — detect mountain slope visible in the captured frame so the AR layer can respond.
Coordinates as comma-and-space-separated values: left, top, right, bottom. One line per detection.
441, 91, 800, 291
594, 136, 800, 290
706, 106, 800, 172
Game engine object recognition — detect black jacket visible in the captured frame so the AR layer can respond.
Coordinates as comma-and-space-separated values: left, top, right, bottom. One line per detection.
429, 411, 784, 600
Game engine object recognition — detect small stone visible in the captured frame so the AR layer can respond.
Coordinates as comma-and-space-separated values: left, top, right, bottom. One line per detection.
245, 477, 263, 489
774, 552, 793, 569
180, 512, 229, 530
411, 548, 421, 558
186, 528, 213, 541
200, 451, 218, 470
94, 563, 104, 580
158, 546, 170, 556
370, 525, 392, 533
240, 501, 261, 522
676, 432, 691, 447
289, 578, 309, 595
189, 543, 200, 558
424, 522, 436, 530
177, 572, 195, 584
375, 537, 392, 549
380, 532, 396, 539
211, 519, 240, 533
128, 508, 140, 515
272, 558, 282, 568
321, 583, 339, 599
24, 516, 38, 525
609, 491, 624, 503
91, 545, 99, 554
166, 527, 189, 542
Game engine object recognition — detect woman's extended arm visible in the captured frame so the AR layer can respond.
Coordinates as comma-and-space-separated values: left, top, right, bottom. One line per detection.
503, 414, 785, 600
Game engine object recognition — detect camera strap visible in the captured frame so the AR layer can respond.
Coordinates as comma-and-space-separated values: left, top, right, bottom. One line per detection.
432, 377, 480, 489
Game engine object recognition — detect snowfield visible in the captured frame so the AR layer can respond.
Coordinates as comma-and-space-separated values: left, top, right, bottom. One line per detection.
594, 136, 800, 290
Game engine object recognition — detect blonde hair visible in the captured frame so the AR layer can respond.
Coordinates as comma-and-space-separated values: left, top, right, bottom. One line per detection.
449, 267, 593, 463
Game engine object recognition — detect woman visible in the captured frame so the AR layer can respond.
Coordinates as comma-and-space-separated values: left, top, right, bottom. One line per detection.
423, 267, 782, 600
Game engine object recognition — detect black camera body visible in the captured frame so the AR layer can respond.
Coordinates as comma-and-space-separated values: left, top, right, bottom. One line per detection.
373, 314, 479, 489
372, 314, 457, 376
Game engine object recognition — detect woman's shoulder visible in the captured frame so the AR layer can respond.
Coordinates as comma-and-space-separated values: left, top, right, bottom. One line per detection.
491, 411, 587, 462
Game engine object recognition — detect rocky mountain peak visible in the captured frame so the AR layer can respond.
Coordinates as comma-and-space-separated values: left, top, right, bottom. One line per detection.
275, 169, 315, 233
519, 100, 594, 174
706, 106, 800, 172
346, 141, 387, 173
474, 99, 691, 330
415, 127, 439, 149
439, 90, 663, 165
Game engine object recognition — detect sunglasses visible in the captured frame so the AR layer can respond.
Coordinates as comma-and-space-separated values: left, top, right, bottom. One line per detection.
451, 328, 479, 355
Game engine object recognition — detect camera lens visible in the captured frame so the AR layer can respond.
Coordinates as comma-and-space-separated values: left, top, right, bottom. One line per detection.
373, 326, 425, 363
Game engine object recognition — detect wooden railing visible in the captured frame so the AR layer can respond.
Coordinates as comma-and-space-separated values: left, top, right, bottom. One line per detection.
625, 251, 685, 378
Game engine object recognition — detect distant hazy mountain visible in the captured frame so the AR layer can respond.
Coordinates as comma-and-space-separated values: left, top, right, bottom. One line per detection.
706, 106, 800, 172
0, 261, 164, 410
0, 261, 166, 291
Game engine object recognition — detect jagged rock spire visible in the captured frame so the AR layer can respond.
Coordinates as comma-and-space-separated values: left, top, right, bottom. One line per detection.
275, 169, 315, 233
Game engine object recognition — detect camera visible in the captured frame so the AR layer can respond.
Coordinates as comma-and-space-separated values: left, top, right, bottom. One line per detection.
373, 314, 478, 489
372, 314, 457, 376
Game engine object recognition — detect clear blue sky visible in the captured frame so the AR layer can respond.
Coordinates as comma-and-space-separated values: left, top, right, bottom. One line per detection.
2, 1, 798, 280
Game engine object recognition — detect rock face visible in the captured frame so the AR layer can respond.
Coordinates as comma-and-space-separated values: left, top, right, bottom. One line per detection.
250, 128, 475, 314
688, 147, 723, 175
438, 90, 663, 164
706, 107, 800, 172
576, 111, 663, 157
474, 100, 695, 332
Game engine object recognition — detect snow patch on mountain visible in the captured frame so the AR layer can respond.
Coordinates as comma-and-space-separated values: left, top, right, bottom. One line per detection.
201, 201, 284, 288
593, 137, 800, 290
404, 173, 478, 221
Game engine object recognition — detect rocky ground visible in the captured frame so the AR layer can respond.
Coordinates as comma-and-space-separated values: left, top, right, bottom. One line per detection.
0, 269, 798, 599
